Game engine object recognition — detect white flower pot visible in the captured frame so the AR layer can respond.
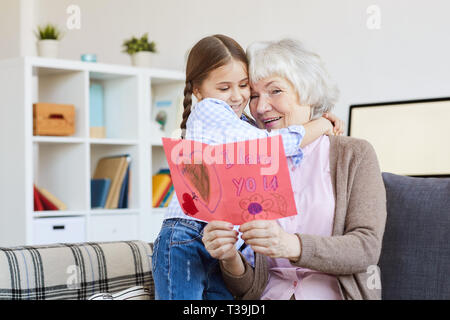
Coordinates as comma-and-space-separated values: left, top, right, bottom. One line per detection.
131, 51, 152, 67
37, 40, 59, 58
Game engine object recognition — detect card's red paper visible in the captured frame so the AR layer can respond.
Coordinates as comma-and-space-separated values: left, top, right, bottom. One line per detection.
162, 136, 297, 225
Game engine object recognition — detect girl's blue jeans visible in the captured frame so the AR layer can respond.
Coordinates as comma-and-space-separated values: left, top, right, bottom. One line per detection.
151, 218, 234, 300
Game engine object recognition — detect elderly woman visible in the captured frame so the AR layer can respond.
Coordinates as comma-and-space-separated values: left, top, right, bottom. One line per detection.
202, 39, 387, 300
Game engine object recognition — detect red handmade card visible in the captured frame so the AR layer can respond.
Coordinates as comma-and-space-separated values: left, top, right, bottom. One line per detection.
162, 136, 297, 225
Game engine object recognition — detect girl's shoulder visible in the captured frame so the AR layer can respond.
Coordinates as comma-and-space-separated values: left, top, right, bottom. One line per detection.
194, 98, 230, 110
190, 98, 236, 122
194, 98, 256, 126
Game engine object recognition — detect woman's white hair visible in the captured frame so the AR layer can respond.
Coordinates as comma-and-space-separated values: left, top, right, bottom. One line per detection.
246, 39, 339, 120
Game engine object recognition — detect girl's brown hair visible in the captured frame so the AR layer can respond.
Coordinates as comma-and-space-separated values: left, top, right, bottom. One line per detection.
180, 34, 248, 137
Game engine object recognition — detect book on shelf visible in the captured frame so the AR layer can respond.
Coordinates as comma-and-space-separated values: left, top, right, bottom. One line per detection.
89, 83, 106, 138
91, 178, 111, 209
34, 185, 67, 211
117, 162, 131, 209
93, 154, 131, 209
38, 187, 68, 210
159, 185, 174, 208
152, 169, 172, 208
33, 185, 44, 211
37, 189, 59, 211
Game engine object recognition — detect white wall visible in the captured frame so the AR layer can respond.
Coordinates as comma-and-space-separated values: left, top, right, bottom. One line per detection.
0, 0, 21, 59
5, 0, 450, 121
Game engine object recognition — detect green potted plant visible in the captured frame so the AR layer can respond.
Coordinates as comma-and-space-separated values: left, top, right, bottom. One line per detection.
122, 33, 157, 67
34, 24, 63, 58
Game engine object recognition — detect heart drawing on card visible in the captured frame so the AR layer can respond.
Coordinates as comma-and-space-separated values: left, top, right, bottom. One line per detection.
176, 151, 222, 214
181, 193, 198, 216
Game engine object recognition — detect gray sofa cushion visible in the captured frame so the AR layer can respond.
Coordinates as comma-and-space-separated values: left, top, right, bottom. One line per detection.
379, 172, 450, 300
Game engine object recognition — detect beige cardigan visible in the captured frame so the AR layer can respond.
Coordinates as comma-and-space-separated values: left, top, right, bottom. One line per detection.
220, 136, 387, 300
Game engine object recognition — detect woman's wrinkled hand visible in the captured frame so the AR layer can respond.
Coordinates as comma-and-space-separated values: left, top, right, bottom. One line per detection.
240, 220, 301, 260
202, 221, 239, 262
323, 112, 345, 136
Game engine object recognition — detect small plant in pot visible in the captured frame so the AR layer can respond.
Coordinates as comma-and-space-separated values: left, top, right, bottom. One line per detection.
35, 24, 63, 58
122, 33, 157, 67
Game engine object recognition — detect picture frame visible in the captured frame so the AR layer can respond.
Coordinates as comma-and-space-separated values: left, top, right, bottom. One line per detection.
348, 97, 450, 177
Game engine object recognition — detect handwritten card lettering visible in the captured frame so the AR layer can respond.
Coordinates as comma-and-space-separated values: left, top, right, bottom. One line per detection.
162, 136, 297, 225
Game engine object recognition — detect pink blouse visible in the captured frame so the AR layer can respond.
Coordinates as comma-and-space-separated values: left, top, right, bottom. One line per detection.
260, 135, 342, 300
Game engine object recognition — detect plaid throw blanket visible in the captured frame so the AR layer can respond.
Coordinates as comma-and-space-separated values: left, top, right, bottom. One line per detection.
0, 241, 154, 300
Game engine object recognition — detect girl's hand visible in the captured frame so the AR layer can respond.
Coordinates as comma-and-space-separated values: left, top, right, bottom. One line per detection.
319, 117, 334, 136
323, 113, 345, 135
202, 221, 239, 262
240, 220, 301, 260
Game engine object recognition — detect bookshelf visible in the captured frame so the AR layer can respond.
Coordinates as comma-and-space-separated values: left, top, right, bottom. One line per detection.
0, 56, 184, 247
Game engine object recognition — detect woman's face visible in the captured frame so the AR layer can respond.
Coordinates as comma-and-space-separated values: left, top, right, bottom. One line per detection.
249, 76, 311, 130
193, 59, 250, 118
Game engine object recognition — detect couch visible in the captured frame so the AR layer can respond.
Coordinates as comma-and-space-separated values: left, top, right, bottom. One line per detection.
378, 172, 450, 299
0, 240, 154, 300
0, 173, 449, 300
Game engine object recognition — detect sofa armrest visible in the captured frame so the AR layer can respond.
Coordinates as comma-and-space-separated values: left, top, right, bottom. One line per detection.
0, 240, 154, 300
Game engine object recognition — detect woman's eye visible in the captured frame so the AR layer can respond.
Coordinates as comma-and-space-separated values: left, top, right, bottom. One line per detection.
240, 83, 248, 88
271, 89, 282, 95
218, 87, 229, 91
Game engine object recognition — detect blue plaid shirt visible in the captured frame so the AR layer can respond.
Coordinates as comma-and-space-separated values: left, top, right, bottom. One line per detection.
165, 98, 305, 222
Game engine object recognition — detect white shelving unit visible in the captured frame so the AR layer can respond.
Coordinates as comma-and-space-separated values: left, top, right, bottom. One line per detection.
0, 56, 184, 247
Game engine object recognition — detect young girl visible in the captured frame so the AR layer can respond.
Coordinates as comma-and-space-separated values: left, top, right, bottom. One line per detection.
151, 34, 344, 300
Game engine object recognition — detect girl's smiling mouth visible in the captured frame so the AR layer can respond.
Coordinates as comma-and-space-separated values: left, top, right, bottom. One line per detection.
230, 103, 244, 113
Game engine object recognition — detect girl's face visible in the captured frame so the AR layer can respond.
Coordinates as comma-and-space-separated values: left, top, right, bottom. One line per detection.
249, 76, 311, 130
193, 59, 250, 118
